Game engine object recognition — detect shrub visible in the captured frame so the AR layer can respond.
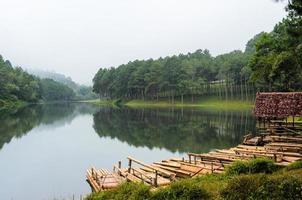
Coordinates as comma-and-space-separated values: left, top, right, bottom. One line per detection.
220, 173, 302, 200
248, 158, 277, 174
286, 160, 302, 171
152, 179, 210, 200
86, 182, 151, 200
226, 161, 249, 175
251, 175, 302, 200
220, 174, 264, 200
226, 158, 278, 176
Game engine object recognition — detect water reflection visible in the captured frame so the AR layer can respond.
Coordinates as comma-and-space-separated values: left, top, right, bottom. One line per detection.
0, 104, 257, 199
93, 107, 256, 153
0, 103, 97, 150
0, 104, 256, 154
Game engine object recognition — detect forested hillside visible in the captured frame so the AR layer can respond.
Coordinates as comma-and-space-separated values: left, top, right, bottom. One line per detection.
0, 56, 41, 107
29, 69, 97, 100
92, 39, 256, 101
93, 0, 301, 101
39, 79, 75, 101
0, 56, 76, 108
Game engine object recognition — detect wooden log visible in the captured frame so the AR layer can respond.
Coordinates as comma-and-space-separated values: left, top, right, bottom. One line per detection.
151, 164, 192, 178
86, 169, 100, 192
127, 156, 176, 178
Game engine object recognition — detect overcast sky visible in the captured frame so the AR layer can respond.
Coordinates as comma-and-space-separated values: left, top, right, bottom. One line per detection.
0, 0, 287, 85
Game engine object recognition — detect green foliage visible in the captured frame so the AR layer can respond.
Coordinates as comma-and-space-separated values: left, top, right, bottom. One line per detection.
248, 158, 277, 174
286, 160, 302, 171
220, 173, 302, 200
0, 55, 83, 105
87, 169, 302, 200
87, 181, 209, 200
76, 85, 97, 100
92, 1, 302, 99
249, 0, 302, 91
86, 183, 151, 200
226, 161, 249, 175
92, 49, 251, 100
226, 158, 278, 175
28, 69, 97, 100
152, 179, 209, 200
40, 78, 75, 101
0, 56, 41, 104
220, 174, 265, 200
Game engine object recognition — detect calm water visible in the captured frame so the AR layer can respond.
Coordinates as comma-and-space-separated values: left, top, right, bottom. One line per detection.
0, 103, 256, 200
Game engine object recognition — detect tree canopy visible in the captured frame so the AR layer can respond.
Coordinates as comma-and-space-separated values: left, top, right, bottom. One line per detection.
93, 49, 252, 100
249, 0, 302, 91
93, 1, 302, 99
0, 56, 41, 104
0, 55, 77, 106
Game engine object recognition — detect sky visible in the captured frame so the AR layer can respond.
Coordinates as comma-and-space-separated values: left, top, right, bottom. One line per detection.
0, 0, 287, 85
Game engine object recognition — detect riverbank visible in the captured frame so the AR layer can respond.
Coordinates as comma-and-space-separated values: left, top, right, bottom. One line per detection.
78, 99, 116, 105
86, 160, 302, 200
126, 99, 253, 110
86, 98, 253, 111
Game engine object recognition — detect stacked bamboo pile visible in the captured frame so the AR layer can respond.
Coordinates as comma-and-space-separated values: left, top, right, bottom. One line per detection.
254, 92, 302, 118
86, 156, 227, 192
87, 132, 302, 192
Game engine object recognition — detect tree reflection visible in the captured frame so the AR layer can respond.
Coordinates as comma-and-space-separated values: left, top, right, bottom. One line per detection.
0, 103, 98, 149
93, 107, 256, 153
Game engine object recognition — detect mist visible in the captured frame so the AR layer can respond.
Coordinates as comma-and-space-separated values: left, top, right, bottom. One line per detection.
0, 0, 286, 85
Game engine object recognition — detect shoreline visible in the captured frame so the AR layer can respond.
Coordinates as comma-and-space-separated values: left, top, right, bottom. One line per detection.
85, 98, 254, 111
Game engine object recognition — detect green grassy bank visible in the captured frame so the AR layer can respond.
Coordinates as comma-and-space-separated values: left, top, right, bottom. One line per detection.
78, 99, 115, 105
87, 97, 253, 111
86, 159, 302, 200
125, 99, 253, 110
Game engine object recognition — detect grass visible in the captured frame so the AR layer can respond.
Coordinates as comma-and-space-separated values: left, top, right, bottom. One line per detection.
225, 158, 278, 175
86, 161, 302, 200
125, 99, 253, 110
83, 97, 253, 111
125, 98, 253, 111
78, 99, 115, 105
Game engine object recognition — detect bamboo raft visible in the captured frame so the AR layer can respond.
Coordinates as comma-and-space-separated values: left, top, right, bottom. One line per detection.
87, 129, 302, 192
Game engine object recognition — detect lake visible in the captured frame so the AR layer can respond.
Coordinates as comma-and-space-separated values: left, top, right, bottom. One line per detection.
0, 103, 256, 200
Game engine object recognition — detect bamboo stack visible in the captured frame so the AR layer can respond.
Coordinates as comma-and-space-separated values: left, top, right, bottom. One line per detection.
87, 131, 302, 192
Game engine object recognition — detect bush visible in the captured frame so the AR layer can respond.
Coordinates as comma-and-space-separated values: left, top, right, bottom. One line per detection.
220, 174, 264, 200
220, 173, 302, 200
248, 158, 277, 174
226, 158, 278, 176
86, 182, 151, 200
152, 179, 210, 200
251, 175, 302, 200
286, 160, 302, 171
226, 161, 249, 175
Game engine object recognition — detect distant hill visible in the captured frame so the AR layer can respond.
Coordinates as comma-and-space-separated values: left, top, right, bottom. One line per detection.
27, 69, 97, 100
27, 69, 78, 90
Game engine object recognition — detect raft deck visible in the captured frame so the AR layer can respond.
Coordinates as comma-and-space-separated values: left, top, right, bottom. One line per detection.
87, 128, 302, 192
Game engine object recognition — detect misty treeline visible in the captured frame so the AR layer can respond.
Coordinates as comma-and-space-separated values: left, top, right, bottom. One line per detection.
0, 57, 98, 106
28, 69, 97, 100
93, 0, 302, 101
0, 56, 75, 106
